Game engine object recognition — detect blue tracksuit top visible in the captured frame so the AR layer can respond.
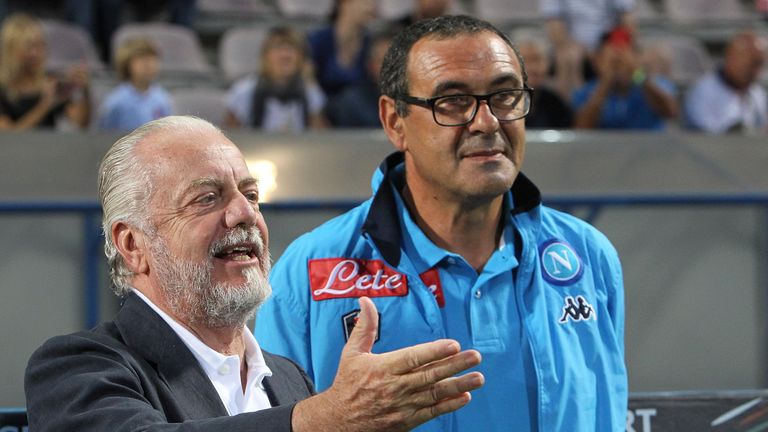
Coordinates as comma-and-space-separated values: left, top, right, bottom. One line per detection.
255, 152, 627, 431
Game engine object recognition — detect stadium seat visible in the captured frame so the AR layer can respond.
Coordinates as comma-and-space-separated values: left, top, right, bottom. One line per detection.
111, 23, 213, 79
474, 0, 543, 27
41, 19, 105, 75
662, 0, 752, 23
171, 87, 228, 127
276, 0, 334, 20
378, 0, 413, 21
635, 0, 662, 23
218, 26, 270, 83
197, 0, 276, 16
638, 34, 714, 86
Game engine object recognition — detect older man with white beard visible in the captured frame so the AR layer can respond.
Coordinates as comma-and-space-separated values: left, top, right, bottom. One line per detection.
24, 115, 484, 432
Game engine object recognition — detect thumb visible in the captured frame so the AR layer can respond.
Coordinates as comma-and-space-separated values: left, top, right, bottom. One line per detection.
343, 297, 378, 355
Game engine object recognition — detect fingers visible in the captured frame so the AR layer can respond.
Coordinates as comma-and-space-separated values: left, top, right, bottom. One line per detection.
414, 391, 473, 425
407, 349, 482, 389
341, 297, 379, 356
422, 373, 485, 404
381, 339, 463, 375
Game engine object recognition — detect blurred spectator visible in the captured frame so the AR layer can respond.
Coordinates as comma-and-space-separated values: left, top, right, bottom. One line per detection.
0, 13, 90, 130
517, 37, 574, 129
308, 0, 377, 97
640, 41, 674, 79
394, 0, 451, 27
97, 37, 173, 131
224, 26, 327, 133
541, 0, 636, 97
325, 28, 393, 128
572, 26, 678, 130
684, 31, 767, 134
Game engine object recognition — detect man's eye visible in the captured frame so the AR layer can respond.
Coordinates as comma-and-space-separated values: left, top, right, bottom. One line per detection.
439, 96, 472, 107
197, 193, 217, 204
244, 191, 259, 202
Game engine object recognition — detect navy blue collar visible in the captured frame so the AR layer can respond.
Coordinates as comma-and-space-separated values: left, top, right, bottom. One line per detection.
361, 152, 542, 267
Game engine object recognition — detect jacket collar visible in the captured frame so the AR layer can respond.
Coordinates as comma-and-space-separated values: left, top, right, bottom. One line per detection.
114, 292, 294, 416
361, 152, 542, 267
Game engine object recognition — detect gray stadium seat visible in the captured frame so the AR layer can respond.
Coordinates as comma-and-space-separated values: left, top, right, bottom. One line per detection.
378, 0, 413, 21
41, 19, 105, 75
638, 34, 714, 86
171, 87, 228, 127
198, 0, 276, 15
218, 26, 270, 83
635, 0, 662, 23
276, 0, 334, 20
111, 23, 213, 78
475, 0, 543, 27
662, 0, 752, 23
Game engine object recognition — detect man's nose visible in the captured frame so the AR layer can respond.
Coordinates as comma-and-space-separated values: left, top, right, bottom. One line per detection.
468, 100, 500, 134
225, 193, 259, 228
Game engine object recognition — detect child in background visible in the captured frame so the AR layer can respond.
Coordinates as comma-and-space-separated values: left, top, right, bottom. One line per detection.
98, 37, 173, 131
224, 25, 327, 132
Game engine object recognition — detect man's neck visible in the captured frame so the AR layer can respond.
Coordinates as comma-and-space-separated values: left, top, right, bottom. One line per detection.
402, 183, 504, 273
135, 285, 247, 357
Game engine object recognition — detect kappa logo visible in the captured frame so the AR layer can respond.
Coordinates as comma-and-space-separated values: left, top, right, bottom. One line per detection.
558, 295, 596, 323
539, 239, 584, 286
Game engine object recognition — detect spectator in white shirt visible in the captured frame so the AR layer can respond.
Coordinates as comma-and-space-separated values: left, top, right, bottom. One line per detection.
685, 31, 768, 134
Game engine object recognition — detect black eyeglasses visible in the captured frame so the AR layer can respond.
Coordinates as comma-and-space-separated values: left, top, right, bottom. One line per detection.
398, 88, 533, 127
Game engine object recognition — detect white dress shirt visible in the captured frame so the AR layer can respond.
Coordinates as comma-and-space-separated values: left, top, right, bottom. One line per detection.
133, 290, 273, 415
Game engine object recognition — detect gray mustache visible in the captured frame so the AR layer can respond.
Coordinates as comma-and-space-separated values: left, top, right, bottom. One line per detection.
209, 227, 265, 257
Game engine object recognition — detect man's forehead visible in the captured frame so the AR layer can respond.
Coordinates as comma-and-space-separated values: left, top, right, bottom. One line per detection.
137, 129, 246, 183
407, 32, 522, 88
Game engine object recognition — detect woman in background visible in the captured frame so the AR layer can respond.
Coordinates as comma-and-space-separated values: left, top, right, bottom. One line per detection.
0, 13, 90, 130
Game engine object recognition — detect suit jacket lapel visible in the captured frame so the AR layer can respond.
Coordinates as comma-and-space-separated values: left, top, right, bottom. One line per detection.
115, 293, 229, 419
261, 352, 313, 407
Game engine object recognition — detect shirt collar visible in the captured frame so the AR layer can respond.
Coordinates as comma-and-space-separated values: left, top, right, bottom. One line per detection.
362, 152, 540, 268
131, 289, 272, 388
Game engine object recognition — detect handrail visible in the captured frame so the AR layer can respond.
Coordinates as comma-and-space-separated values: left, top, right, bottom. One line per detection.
3, 195, 768, 328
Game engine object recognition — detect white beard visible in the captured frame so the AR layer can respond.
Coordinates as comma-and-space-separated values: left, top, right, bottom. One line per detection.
149, 227, 272, 328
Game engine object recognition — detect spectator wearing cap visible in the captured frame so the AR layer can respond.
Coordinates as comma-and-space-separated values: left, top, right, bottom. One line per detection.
572, 26, 678, 130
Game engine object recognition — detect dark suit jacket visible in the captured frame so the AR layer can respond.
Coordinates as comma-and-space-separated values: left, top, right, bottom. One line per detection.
25, 293, 315, 432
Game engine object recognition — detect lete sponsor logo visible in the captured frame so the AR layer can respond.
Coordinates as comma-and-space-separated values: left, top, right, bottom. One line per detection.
309, 258, 409, 301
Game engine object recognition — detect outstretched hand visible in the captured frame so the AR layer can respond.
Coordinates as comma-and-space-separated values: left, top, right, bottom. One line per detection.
293, 297, 484, 432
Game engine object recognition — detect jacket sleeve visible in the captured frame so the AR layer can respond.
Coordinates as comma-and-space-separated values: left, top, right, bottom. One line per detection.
24, 333, 298, 432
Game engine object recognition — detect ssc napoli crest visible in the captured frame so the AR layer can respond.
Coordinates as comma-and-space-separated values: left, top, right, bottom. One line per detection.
539, 239, 584, 285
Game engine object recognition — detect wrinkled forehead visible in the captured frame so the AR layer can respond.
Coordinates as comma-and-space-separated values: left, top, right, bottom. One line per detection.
137, 128, 247, 186
407, 31, 524, 91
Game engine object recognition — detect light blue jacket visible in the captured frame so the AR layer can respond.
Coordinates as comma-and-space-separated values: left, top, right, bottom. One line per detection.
256, 152, 627, 431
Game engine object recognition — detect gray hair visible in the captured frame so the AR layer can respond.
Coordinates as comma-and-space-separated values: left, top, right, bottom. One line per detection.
97, 116, 223, 295
379, 14, 527, 117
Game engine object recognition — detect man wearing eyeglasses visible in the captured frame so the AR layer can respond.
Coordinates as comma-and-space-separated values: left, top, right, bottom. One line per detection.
256, 14, 627, 432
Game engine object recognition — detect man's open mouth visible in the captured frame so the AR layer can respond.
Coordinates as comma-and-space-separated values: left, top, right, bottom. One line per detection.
214, 243, 257, 261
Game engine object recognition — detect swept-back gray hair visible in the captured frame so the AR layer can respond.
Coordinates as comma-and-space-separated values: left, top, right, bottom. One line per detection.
98, 116, 222, 295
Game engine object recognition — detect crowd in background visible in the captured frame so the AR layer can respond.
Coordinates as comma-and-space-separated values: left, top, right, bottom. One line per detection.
0, 0, 765, 134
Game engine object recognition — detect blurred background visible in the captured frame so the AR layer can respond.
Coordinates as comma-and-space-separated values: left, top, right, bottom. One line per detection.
0, 1, 767, 428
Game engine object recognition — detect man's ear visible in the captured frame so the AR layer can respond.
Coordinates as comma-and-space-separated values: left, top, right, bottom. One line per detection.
379, 95, 407, 152
112, 222, 149, 275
